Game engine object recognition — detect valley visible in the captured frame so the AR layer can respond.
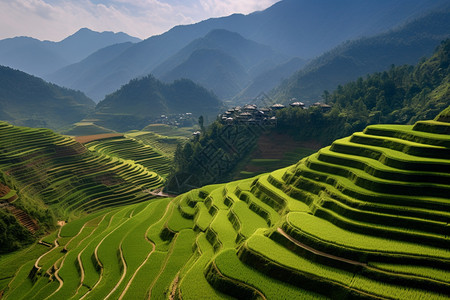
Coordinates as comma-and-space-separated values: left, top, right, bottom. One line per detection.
0, 0, 449, 299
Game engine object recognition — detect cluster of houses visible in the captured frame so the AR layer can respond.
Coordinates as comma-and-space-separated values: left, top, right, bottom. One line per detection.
219, 99, 332, 125
155, 112, 196, 127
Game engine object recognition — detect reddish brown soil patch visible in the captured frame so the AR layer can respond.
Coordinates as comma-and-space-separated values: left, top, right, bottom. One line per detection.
75, 133, 123, 144
95, 174, 125, 186
5, 204, 39, 234
0, 183, 11, 198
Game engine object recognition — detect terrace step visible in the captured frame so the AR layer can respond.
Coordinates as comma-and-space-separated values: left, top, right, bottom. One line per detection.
363, 124, 450, 148
350, 132, 450, 159
412, 120, 450, 135
330, 136, 450, 173
303, 153, 450, 199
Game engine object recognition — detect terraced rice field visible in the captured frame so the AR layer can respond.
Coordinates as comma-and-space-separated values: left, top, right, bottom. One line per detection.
85, 136, 172, 177
0, 122, 166, 219
1, 117, 449, 299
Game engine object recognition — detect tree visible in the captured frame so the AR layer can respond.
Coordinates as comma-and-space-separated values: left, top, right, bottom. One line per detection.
198, 115, 205, 133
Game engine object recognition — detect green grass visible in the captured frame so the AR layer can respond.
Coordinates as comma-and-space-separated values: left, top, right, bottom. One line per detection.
2, 117, 450, 299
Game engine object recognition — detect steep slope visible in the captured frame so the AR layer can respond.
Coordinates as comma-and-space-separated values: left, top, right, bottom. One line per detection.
272, 9, 450, 104
47, 0, 447, 101
93, 75, 222, 132
1, 115, 449, 299
0, 28, 140, 77
0, 66, 95, 130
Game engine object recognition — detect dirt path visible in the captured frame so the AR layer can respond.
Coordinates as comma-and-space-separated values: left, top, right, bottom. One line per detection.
168, 273, 180, 300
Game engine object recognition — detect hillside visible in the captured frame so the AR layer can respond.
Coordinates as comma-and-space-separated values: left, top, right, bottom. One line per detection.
0, 114, 449, 298
0, 28, 140, 77
0, 122, 168, 253
272, 9, 450, 104
93, 76, 222, 132
0, 66, 95, 130
45, 0, 446, 101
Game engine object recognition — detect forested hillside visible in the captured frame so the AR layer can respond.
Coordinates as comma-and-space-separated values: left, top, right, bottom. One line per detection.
93, 75, 222, 132
272, 9, 450, 104
0, 66, 95, 130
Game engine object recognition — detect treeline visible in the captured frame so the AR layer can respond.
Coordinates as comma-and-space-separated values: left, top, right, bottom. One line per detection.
170, 39, 450, 191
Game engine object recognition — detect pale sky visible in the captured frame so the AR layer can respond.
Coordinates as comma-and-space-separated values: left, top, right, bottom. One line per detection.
0, 0, 280, 41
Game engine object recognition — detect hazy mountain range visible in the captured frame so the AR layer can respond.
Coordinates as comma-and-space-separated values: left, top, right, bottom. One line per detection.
272, 8, 450, 104
38, 0, 448, 102
0, 28, 140, 77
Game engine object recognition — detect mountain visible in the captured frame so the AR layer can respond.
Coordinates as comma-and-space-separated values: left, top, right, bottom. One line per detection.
155, 29, 285, 99
154, 29, 284, 78
271, 9, 450, 104
93, 75, 222, 132
0, 66, 95, 130
0, 28, 140, 76
53, 28, 141, 64
45, 0, 447, 102
162, 48, 249, 99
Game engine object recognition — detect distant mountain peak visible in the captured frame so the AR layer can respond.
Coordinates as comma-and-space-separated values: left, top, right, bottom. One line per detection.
61, 28, 141, 43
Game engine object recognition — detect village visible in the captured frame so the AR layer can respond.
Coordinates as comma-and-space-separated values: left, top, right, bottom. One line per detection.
218, 100, 331, 125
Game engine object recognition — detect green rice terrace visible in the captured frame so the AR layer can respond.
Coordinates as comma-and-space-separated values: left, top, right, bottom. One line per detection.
1, 113, 449, 299
0, 121, 169, 238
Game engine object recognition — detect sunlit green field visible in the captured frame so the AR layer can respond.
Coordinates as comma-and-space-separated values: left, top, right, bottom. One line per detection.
1, 116, 449, 299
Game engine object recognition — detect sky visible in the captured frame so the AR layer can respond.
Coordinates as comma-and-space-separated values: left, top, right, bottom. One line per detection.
0, 0, 280, 41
